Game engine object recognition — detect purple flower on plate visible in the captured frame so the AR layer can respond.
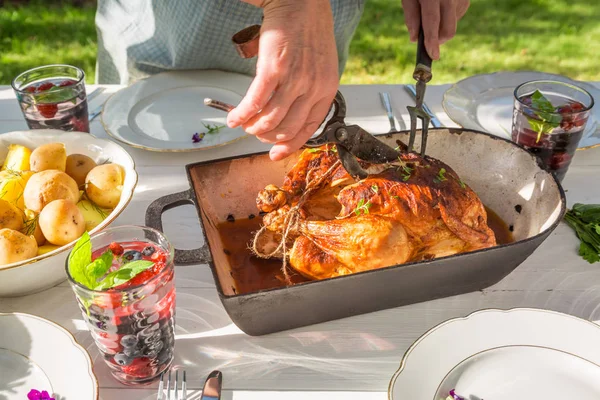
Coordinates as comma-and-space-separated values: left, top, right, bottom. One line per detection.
27, 389, 56, 400
447, 389, 466, 400
192, 132, 205, 143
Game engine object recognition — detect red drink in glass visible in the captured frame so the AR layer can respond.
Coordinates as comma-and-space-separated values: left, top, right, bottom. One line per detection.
66, 226, 175, 385
511, 80, 594, 182
12, 64, 90, 132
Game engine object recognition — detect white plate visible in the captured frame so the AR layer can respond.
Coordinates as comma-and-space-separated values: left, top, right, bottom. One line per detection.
0, 130, 137, 297
102, 70, 253, 152
388, 308, 600, 400
0, 312, 98, 399
442, 71, 600, 149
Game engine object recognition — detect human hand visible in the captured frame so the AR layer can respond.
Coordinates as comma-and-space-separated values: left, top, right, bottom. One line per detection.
227, 0, 339, 161
402, 0, 470, 60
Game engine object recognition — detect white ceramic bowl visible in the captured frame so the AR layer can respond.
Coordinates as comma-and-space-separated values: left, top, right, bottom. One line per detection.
0, 130, 137, 297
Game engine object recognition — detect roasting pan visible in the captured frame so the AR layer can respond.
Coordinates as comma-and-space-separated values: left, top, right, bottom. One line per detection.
145, 128, 566, 336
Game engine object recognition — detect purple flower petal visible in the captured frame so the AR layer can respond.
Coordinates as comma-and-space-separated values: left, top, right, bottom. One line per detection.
449, 389, 466, 400
27, 389, 41, 400
192, 132, 205, 143
41, 391, 55, 400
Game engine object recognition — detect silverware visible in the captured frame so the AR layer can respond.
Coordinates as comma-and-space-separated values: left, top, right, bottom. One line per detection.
87, 87, 106, 122
405, 84, 443, 128
204, 98, 235, 112
406, 25, 433, 156
379, 92, 398, 132
201, 370, 222, 400
157, 370, 186, 400
86, 87, 104, 102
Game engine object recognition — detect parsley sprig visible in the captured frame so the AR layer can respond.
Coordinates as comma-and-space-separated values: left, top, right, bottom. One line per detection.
564, 203, 600, 263
68, 232, 154, 290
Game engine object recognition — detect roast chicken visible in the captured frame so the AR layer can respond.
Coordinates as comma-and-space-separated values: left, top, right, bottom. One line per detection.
253, 144, 497, 280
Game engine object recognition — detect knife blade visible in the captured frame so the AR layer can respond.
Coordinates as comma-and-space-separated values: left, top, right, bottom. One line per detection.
200, 370, 222, 400
404, 84, 443, 128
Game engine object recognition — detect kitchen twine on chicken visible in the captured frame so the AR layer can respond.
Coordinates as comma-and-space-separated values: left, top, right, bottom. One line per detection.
252, 159, 342, 284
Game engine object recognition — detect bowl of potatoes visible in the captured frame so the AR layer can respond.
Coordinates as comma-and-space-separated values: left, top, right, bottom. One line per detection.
0, 129, 137, 297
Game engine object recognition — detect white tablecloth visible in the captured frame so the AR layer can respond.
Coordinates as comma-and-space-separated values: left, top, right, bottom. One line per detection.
0, 81, 599, 400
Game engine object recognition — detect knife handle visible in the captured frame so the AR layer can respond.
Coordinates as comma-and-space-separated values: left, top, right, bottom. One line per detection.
413, 26, 432, 83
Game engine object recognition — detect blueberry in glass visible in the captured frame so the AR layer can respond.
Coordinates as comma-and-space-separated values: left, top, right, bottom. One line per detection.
66, 226, 176, 385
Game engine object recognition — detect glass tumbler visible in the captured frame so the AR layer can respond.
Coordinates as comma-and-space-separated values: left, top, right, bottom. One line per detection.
511, 80, 594, 182
11, 64, 90, 132
65, 226, 176, 385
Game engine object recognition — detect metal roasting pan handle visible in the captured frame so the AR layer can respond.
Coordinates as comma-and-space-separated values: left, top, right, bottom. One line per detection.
145, 190, 212, 265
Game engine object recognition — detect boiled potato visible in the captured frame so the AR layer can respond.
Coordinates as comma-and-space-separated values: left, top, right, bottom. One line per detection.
0, 170, 34, 211
85, 164, 125, 209
39, 199, 85, 246
65, 154, 97, 187
37, 243, 61, 256
2, 144, 32, 171
29, 143, 67, 172
0, 199, 23, 231
0, 228, 38, 266
24, 170, 79, 213
23, 209, 45, 246
76, 199, 111, 231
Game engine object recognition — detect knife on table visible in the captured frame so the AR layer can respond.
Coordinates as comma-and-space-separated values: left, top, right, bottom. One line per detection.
201, 370, 223, 400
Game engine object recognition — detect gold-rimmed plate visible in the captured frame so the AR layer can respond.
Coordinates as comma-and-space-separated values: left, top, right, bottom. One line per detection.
388, 308, 600, 400
0, 312, 98, 399
101, 70, 253, 152
442, 71, 600, 150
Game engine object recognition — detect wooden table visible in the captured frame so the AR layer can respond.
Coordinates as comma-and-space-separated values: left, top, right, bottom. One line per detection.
1, 81, 599, 400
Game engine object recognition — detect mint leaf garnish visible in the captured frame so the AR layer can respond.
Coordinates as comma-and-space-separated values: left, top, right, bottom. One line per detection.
525, 90, 562, 142
35, 86, 78, 105
68, 232, 93, 288
530, 90, 555, 113
94, 260, 154, 290
84, 249, 113, 283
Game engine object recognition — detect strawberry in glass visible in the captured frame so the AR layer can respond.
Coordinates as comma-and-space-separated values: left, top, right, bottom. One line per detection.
66, 227, 175, 385
12, 65, 90, 132
511, 80, 594, 182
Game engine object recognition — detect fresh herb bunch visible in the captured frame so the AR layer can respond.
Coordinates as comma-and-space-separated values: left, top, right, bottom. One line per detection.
564, 203, 600, 263
525, 90, 562, 143
68, 232, 154, 290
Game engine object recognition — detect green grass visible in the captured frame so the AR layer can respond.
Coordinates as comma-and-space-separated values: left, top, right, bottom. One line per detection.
0, 1, 97, 84
0, 0, 599, 85
343, 0, 600, 84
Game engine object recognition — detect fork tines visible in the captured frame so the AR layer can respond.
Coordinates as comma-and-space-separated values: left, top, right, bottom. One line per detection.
157, 370, 187, 400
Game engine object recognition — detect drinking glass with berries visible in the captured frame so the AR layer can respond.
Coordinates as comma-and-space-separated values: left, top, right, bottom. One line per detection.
65, 226, 175, 385
511, 80, 594, 182
12, 64, 90, 132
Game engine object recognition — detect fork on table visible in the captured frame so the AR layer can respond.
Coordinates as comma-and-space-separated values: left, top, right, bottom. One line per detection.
379, 91, 399, 133
157, 370, 187, 400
